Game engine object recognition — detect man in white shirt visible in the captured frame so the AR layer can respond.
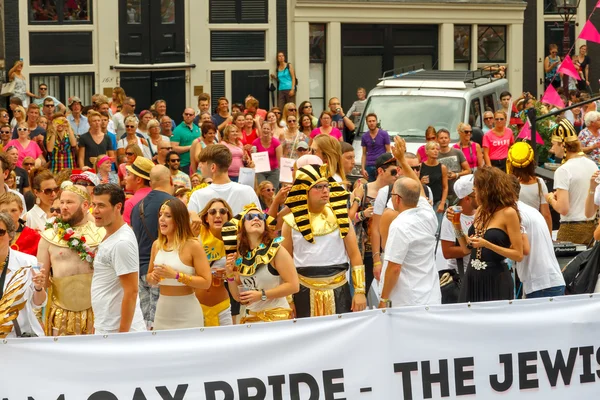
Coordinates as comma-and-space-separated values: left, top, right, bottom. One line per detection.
509, 176, 565, 298
91, 183, 146, 334
188, 144, 260, 215
380, 138, 442, 307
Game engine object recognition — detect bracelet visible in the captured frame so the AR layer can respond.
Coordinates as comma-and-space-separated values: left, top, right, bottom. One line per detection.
380, 298, 389, 303
34, 286, 43, 292
227, 277, 235, 282
351, 265, 366, 294
374, 261, 382, 266
373, 252, 380, 257
590, 191, 595, 195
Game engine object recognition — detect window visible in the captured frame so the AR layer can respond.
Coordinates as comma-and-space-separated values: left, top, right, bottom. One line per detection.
544, 0, 558, 14
483, 94, 496, 113
309, 24, 326, 113
454, 25, 471, 63
478, 25, 506, 63
29, 0, 92, 24
30, 73, 94, 106
469, 98, 482, 128
210, 31, 266, 61
209, 0, 268, 24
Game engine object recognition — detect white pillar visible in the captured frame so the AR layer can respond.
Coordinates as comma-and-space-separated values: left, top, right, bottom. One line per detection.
294, 22, 310, 103
507, 23, 524, 96
326, 22, 342, 100
439, 23, 454, 70
470, 24, 479, 71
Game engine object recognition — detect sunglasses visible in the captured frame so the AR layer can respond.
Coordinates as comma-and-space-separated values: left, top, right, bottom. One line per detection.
44, 104, 55, 107
126, 125, 136, 128
303, 105, 312, 108
0, 130, 11, 134
169, 159, 181, 163
484, 117, 494, 120
297, 147, 309, 152
287, 119, 296, 123
23, 162, 34, 167
274, 111, 281, 115
1, 114, 8, 118
161, 147, 172, 151
125, 152, 135, 156
389, 169, 398, 176
288, 109, 297, 112
264, 188, 275, 192
208, 208, 228, 216
312, 183, 330, 191
495, 118, 505, 121
42, 187, 60, 195
50, 207, 61, 214
0, 228, 6, 237
17, 128, 28, 131
411, 165, 421, 172
40, 87, 48, 90
463, 130, 472, 133
75, 181, 93, 187
244, 212, 267, 221
184, 113, 195, 116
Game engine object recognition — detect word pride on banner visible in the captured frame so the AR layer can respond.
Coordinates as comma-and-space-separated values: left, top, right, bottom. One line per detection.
1, 296, 600, 399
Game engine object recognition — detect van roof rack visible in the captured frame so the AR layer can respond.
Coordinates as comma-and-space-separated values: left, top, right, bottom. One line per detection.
380, 65, 504, 88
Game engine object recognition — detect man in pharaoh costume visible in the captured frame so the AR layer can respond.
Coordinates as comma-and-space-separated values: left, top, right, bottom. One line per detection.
281, 164, 367, 317
37, 184, 105, 335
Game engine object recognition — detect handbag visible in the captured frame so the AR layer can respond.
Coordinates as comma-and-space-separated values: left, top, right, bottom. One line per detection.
0, 80, 16, 97
563, 241, 600, 295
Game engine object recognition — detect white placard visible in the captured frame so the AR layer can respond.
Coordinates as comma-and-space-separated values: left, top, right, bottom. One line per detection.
251, 151, 271, 173
279, 157, 295, 183
238, 167, 255, 187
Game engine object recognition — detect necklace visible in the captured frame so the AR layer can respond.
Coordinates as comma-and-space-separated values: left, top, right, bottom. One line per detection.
471, 220, 488, 271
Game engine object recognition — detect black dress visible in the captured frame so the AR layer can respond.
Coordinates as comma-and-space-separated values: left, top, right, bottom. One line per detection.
459, 227, 514, 302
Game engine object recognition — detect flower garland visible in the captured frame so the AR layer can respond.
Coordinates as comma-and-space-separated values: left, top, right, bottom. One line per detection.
45, 219, 96, 264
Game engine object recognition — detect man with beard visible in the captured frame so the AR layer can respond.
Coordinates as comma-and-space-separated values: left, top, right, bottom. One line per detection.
37, 184, 106, 335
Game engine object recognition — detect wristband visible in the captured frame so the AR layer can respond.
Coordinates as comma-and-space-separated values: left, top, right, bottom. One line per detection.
351, 265, 366, 295
373, 261, 382, 266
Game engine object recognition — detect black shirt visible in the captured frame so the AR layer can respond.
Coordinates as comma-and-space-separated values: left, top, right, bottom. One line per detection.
13, 166, 29, 193
78, 132, 114, 168
131, 190, 175, 276
420, 162, 443, 203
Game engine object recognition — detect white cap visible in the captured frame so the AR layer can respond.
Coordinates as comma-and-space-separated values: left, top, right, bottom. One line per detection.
454, 174, 474, 200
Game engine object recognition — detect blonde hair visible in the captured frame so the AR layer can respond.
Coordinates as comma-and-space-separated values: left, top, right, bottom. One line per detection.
281, 102, 297, 124
13, 106, 26, 123
425, 141, 440, 151
457, 122, 471, 133
313, 134, 346, 182
126, 143, 143, 157
222, 124, 239, 144
125, 115, 138, 127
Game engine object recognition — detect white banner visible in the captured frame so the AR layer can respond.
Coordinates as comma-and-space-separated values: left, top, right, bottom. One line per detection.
2, 296, 600, 399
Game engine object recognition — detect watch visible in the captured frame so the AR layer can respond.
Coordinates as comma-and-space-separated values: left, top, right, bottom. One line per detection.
261, 289, 267, 301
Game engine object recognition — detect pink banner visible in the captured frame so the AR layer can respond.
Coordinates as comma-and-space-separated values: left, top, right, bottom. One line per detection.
541, 85, 565, 109
557, 55, 581, 81
579, 20, 600, 43
517, 120, 544, 145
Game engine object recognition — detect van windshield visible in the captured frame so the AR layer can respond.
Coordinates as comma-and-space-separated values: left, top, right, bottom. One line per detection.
359, 96, 466, 141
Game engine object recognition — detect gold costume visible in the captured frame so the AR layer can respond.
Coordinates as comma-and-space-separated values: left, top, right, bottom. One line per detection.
42, 221, 105, 336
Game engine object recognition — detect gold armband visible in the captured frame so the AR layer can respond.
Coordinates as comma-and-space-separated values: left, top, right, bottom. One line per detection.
286, 295, 294, 305
351, 265, 366, 295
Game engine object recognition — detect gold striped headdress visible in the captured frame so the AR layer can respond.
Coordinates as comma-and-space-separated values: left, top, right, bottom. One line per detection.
551, 118, 578, 144
506, 141, 534, 175
221, 203, 276, 255
284, 164, 350, 243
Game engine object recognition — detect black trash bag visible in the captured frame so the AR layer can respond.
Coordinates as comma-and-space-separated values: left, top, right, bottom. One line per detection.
563, 242, 600, 295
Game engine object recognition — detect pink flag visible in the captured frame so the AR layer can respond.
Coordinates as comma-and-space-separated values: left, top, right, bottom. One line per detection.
541, 85, 565, 109
579, 20, 600, 43
558, 55, 581, 81
597, 0, 600, 8
517, 120, 544, 145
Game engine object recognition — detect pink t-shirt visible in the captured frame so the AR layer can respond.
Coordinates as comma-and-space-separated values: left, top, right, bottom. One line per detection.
417, 145, 428, 162
310, 127, 342, 140
223, 141, 244, 177
482, 128, 514, 160
123, 186, 152, 225
253, 137, 281, 170
6, 139, 42, 167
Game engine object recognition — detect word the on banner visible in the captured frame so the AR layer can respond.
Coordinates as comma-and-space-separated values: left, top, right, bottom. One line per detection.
1, 296, 600, 400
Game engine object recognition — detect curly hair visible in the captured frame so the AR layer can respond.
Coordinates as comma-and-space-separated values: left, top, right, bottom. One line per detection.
473, 166, 519, 232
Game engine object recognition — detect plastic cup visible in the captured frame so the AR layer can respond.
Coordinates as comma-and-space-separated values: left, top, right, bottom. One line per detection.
452, 206, 462, 223
238, 285, 252, 305
32, 262, 43, 273
211, 266, 224, 287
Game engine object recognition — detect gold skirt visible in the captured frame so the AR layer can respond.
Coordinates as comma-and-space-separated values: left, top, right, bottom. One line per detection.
240, 307, 292, 324
45, 274, 94, 336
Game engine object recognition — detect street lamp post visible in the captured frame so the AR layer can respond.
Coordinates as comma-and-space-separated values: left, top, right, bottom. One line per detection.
556, 0, 581, 95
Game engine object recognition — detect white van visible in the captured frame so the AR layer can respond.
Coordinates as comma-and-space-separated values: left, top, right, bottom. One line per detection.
350, 68, 509, 179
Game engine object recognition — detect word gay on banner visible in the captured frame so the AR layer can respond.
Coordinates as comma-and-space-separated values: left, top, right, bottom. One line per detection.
1, 296, 600, 399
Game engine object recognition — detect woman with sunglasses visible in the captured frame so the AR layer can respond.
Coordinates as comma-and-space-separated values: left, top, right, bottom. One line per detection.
223, 205, 298, 324
482, 111, 514, 172
256, 181, 277, 212
196, 198, 234, 326
6, 122, 43, 168
46, 114, 77, 174
10, 105, 26, 130
421, 141, 448, 219
416, 126, 437, 163
280, 113, 308, 160
117, 116, 151, 163
95, 154, 118, 185
454, 123, 483, 171
118, 143, 142, 188
298, 101, 318, 128
147, 199, 212, 330
26, 167, 58, 232
279, 103, 297, 128
544, 44, 561, 89
0, 192, 40, 256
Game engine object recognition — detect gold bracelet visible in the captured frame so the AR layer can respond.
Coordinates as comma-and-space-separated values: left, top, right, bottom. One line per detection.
351, 265, 366, 294
373, 261, 382, 266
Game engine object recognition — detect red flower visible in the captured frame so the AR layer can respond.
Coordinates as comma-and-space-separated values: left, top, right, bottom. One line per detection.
63, 232, 74, 241
80, 236, 87, 243
87, 251, 94, 257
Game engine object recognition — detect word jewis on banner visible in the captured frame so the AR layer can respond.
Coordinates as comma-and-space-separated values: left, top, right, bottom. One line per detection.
1, 295, 600, 400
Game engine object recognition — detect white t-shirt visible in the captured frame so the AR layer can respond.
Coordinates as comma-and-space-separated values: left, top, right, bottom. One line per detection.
438, 212, 474, 273
91, 224, 146, 333
382, 197, 442, 307
519, 178, 548, 211
188, 181, 261, 215
553, 156, 597, 222
516, 201, 565, 294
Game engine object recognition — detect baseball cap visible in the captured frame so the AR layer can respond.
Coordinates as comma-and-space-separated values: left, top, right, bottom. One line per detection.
296, 141, 309, 150
454, 174, 474, 202
375, 153, 396, 170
